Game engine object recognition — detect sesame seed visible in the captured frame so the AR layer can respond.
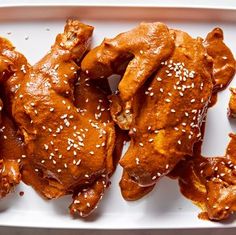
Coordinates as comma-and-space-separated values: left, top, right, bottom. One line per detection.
54, 64, 59, 70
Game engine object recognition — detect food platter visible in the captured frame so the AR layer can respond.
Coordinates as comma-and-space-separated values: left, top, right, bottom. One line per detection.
0, 0, 236, 229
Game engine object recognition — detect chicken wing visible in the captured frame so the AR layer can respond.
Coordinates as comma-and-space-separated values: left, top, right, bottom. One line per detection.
204, 28, 235, 92
172, 28, 236, 220
0, 37, 28, 198
12, 20, 117, 217
82, 23, 213, 189
174, 134, 236, 221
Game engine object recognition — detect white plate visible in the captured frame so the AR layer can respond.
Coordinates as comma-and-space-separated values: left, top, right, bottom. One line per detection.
0, 2, 236, 229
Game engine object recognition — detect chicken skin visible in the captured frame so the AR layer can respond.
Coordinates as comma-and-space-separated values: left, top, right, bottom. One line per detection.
82, 23, 213, 191
0, 37, 28, 198
12, 20, 117, 217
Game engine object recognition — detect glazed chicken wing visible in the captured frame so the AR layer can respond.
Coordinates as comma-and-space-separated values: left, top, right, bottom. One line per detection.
82, 23, 213, 189
0, 37, 28, 198
12, 20, 117, 217
174, 134, 236, 221
172, 29, 236, 220
204, 28, 235, 92
128, 27, 236, 200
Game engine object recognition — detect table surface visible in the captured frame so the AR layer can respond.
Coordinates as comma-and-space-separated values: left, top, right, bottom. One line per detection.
0, 228, 235, 235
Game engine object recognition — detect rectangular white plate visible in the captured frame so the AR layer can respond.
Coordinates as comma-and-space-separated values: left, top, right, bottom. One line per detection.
0, 1, 236, 229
